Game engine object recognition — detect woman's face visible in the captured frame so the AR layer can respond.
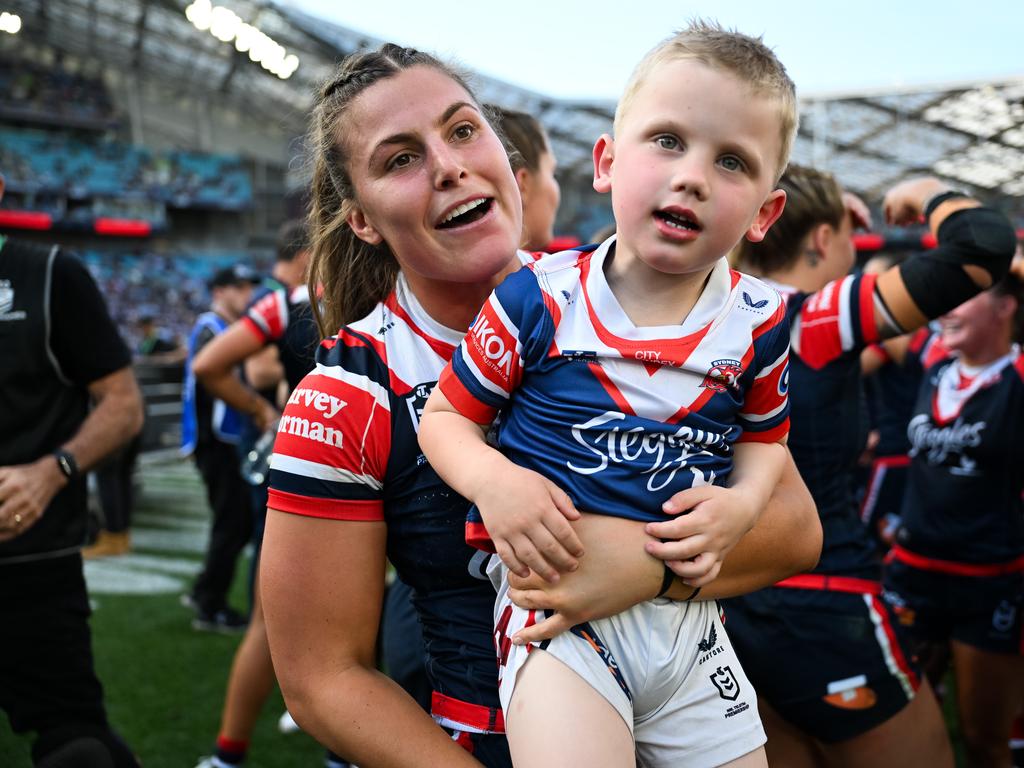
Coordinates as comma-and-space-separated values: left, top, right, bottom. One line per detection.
518, 147, 561, 251
940, 289, 1014, 356
341, 66, 522, 286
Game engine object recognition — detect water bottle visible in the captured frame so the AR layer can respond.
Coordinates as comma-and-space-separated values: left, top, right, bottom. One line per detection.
241, 420, 279, 486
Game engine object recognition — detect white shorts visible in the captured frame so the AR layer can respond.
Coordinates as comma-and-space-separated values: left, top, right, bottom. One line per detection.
490, 559, 766, 768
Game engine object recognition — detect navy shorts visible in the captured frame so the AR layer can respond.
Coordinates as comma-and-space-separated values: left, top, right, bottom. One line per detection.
724, 580, 921, 743
883, 558, 1024, 656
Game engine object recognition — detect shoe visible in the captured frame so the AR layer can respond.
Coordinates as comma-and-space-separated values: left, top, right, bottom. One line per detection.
82, 531, 131, 559
194, 757, 236, 768
180, 593, 199, 610
191, 606, 248, 634
278, 710, 301, 734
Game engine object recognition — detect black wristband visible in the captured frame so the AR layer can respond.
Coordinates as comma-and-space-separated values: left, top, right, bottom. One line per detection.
923, 190, 968, 221
657, 564, 675, 597
53, 449, 79, 481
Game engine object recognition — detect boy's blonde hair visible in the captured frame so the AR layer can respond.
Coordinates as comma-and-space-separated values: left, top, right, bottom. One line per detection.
614, 19, 798, 180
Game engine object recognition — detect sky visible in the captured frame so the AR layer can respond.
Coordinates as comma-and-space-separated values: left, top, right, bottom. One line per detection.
291, 0, 1022, 102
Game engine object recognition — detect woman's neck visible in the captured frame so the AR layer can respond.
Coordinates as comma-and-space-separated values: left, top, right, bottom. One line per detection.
957, 336, 1013, 369
403, 258, 521, 332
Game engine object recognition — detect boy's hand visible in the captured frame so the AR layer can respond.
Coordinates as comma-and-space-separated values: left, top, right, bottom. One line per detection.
642, 485, 761, 587
476, 466, 584, 582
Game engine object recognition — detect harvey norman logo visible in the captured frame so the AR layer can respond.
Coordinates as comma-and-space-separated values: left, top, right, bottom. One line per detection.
278, 387, 347, 448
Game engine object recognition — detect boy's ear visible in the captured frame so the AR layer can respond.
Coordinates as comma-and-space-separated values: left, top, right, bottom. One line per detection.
592, 134, 615, 194
346, 203, 383, 246
745, 189, 787, 243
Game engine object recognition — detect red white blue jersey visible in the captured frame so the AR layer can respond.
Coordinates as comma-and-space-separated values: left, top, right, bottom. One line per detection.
439, 239, 790, 546
265, 268, 531, 713
769, 272, 885, 578
893, 341, 1024, 568
241, 284, 317, 391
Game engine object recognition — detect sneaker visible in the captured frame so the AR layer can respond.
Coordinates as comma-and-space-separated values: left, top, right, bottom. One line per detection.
191, 607, 248, 634
194, 757, 236, 768
278, 710, 301, 734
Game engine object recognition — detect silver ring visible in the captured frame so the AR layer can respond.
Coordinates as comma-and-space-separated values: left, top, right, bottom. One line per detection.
13, 513, 23, 526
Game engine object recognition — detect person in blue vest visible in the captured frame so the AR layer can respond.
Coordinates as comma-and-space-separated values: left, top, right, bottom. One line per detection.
182, 263, 261, 632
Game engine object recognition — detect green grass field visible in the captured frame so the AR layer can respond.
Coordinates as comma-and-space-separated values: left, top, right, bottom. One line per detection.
0, 458, 325, 767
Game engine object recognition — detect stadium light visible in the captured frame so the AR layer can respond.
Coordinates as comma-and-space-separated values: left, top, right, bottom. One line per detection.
184, 0, 299, 79
0, 11, 22, 34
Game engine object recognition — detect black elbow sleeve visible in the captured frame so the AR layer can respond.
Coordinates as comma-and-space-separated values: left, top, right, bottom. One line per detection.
898, 207, 1016, 320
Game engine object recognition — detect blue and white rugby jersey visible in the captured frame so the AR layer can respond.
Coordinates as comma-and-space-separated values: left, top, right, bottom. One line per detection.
438, 237, 791, 549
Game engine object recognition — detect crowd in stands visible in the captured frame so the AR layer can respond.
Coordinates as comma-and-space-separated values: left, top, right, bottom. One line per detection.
0, 53, 115, 126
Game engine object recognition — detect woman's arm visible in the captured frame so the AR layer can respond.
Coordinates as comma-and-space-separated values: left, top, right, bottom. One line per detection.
192, 321, 278, 430
874, 178, 1015, 337
506, 451, 820, 644
261, 510, 481, 768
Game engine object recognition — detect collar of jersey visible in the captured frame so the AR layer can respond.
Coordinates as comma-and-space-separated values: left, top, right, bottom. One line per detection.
393, 272, 467, 349
582, 237, 734, 341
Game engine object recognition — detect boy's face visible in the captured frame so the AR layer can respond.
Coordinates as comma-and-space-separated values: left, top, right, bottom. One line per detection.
594, 59, 786, 276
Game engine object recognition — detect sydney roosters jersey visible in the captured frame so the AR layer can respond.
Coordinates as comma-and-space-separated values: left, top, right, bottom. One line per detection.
241, 284, 317, 391
266, 271, 520, 709
895, 342, 1024, 565
770, 272, 885, 578
440, 239, 790, 540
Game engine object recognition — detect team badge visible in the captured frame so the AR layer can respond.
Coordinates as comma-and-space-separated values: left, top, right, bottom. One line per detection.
406, 381, 434, 432
0, 281, 13, 315
710, 665, 740, 701
701, 359, 743, 392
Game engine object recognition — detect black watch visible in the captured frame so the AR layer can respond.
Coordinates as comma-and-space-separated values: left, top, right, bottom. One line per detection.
53, 449, 79, 482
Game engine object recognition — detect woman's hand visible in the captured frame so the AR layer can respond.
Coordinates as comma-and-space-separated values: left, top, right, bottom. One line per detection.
504, 515, 663, 644
643, 485, 761, 587
882, 177, 949, 227
474, 463, 584, 582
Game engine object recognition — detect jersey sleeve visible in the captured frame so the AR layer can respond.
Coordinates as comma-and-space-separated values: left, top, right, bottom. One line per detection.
241, 288, 288, 344
792, 272, 881, 370
267, 330, 391, 521
439, 266, 552, 424
737, 301, 791, 443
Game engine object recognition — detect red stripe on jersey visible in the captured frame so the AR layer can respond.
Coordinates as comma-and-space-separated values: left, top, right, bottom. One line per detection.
775, 573, 882, 594
587, 361, 636, 416
742, 356, 789, 422
796, 276, 851, 370
870, 594, 921, 691
384, 293, 457, 361
249, 290, 286, 341
463, 298, 523, 396
667, 385, 715, 422
921, 335, 951, 369
431, 692, 506, 734
439, 365, 500, 425
537, 283, 563, 330
859, 273, 880, 344
737, 418, 789, 443
577, 254, 713, 367
240, 315, 267, 343
907, 327, 931, 355
886, 545, 1024, 576
268, 488, 383, 520
465, 521, 496, 553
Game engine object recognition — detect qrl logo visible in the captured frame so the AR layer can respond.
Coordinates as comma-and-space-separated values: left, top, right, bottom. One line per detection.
470, 314, 514, 379
701, 359, 743, 392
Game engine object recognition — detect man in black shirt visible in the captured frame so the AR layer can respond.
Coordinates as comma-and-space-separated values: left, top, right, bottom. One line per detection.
0, 172, 145, 767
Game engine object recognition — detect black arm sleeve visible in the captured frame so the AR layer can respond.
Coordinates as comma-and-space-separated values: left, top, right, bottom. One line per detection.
49, 251, 132, 386
897, 206, 1016, 320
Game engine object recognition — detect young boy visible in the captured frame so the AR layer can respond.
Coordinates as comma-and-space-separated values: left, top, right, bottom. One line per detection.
419, 21, 797, 768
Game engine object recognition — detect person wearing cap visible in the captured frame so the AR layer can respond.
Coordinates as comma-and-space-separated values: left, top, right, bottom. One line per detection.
0, 170, 144, 766
181, 263, 261, 632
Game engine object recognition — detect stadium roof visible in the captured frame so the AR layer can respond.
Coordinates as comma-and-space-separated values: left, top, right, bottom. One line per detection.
5, 0, 1024, 204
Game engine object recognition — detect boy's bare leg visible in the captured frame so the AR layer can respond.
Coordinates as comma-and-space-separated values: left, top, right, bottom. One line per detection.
506, 650, 635, 768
